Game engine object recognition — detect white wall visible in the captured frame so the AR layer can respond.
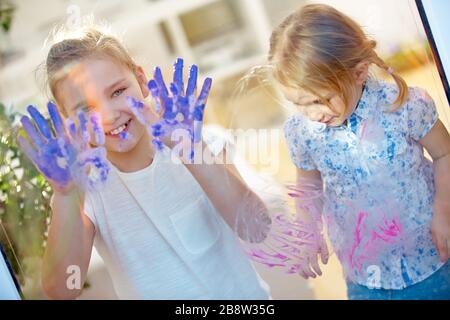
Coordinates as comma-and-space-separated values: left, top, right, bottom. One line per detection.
310, 0, 425, 55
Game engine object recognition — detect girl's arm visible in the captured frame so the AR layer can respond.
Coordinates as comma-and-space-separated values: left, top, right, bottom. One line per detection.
296, 168, 323, 221
18, 103, 108, 299
181, 144, 271, 243
127, 59, 270, 242
419, 119, 450, 261
294, 168, 329, 279
42, 187, 95, 299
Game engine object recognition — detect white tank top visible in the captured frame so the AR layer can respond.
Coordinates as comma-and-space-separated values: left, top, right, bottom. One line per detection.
83, 146, 270, 299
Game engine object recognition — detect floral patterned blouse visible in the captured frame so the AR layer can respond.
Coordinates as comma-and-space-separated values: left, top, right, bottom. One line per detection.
284, 77, 445, 289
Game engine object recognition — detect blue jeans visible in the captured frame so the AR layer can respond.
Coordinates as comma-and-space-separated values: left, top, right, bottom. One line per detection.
346, 262, 450, 300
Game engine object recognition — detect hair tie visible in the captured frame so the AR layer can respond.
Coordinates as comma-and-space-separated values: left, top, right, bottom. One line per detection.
387, 67, 394, 75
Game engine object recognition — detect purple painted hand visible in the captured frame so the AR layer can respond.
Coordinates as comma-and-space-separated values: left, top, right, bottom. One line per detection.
18, 102, 110, 193
127, 58, 212, 160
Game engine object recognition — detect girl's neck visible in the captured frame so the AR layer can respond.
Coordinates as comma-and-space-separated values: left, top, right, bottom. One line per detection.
107, 133, 155, 173
340, 82, 365, 127
346, 82, 365, 116
351, 83, 365, 113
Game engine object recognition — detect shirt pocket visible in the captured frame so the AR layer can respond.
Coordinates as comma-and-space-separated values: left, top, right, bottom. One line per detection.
169, 196, 221, 255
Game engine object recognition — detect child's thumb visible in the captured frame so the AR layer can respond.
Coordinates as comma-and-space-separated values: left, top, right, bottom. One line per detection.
320, 237, 329, 264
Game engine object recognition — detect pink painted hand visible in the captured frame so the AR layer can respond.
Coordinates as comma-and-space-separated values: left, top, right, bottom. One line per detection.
346, 210, 403, 274
238, 179, 329, 277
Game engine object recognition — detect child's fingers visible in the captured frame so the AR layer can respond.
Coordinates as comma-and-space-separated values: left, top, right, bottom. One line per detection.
440, 239, 449, 261
193, 120, 203, 144
299, 263, 316, 279
271, 229, 316, 247
177, 94, 191, 120
147, 80, 163, 114
431, 230, 437, 250
431, 229, 447, 261
270, 233, 307, 253
298, 269, 308, 279
169, 82, 182, 113
197, 77, 212, 106
127, 96, 148, 125
173, 58, 184, 94
280, 234, 316, 247
47, 101, 66, 137
77, 111, 90, 150
126, 96, 159, 126
20, 116, 46, 149
89, 112, 105, 146
154, 67, 177, 115
264, 238, 301, 262
246, 247, 288, 267
84, 146, 108, 166
27, 105, 53, 140
319, 237, 329, 264
192, 104, 205, 143
162, 99, 177, 120
437, 236, 449, 262
17, 135, 39, 164
154, 66, 169, 99
65, 117, 77, 142
273, 213, 309, 230
309, 255, 322, 276
78, 147, 110, 183
447, 239, 450, 261
305, 261, 317, 278
193, 104, 205, 121
186, 64, 198, 97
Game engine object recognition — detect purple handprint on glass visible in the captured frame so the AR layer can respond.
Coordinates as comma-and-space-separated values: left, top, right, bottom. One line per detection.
127, 58, 212, 160
18, 102, 110, 192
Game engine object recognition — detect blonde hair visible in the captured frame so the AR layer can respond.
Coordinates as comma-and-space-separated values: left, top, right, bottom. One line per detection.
43, 21, 137, 115
268, 4, 408, 113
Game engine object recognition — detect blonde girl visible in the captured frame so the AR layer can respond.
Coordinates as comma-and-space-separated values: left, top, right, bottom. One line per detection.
20, 25, 271, 299
269, 4, 450, 299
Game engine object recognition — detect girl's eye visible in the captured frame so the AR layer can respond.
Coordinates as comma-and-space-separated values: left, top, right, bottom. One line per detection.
112, 87, 126, 98
81, 105, 93, 112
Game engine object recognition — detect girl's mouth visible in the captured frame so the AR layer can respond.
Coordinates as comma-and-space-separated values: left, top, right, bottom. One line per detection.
105, 119, 132, 138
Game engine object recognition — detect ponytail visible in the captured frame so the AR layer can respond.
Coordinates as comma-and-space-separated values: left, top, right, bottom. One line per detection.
370, 46, 409, 110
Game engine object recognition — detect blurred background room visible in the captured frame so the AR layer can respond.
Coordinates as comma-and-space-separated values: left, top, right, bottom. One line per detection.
0, 0, 449, 299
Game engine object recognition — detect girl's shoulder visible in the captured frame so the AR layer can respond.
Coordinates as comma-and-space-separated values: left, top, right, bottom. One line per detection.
373, 78, 434, 111
283, 113, 314, 141
374, 79, 438, 140
405, 85, 435, 108
284, 112, 316, 133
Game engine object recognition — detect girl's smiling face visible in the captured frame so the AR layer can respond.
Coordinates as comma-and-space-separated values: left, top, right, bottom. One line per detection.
55, 56, 149, 153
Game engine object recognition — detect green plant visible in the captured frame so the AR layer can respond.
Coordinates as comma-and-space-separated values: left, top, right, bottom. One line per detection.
0, 0, 15, 32
0, 103, 52, 298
